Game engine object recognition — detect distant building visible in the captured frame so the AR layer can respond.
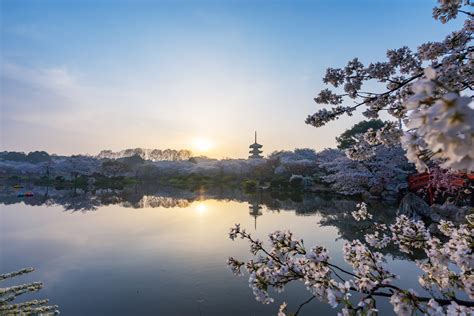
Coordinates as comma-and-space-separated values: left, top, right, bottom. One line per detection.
248, 131, 263, 159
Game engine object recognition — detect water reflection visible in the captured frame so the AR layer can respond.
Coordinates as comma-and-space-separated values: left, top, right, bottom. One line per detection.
195, 202, 208, 216
1, 184, 413, 262
249, 201, 263, 229
1, 185, 418, 315
1, 184, 380, 214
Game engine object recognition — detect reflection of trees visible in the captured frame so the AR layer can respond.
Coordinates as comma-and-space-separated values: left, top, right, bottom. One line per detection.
254, 194, 424, 261
317, 201, 426, 260
56, 193, 102, 212
0, 185, 195, 211
122, 195, 191, 209
0, 184, 425, 262
0, 187, 102, 212
0, 185, 386, 216
262, 193, 359, 215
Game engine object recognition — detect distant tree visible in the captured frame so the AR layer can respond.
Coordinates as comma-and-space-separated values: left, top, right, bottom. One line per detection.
2, 151, 27, 162
266, 149, 318, 177
0, 151, 50, 163
177, 150, 192, 160
250, 160, 274, 181
119, 154, 145, 168
335, 119, 385, 150
26, 151, 51, 163
101, 160, 129, 177
293, 148, 317, 160
97, 150, 115, 159
162, 149, 174, 160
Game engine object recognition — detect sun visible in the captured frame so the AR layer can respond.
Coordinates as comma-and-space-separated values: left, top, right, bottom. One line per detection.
193, 138, 213, 153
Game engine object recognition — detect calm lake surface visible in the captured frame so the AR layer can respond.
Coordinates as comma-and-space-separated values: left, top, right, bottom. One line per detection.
1, 187, 426, 315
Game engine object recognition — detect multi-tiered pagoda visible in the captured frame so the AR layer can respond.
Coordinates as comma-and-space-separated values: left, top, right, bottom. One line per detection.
249, 201, 262, 230
248, 131, 263, 159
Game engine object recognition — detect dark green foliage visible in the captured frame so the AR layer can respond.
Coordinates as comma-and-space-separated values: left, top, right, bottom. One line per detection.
243, 180, 258, 193
270, 177, 290, 190
119, 154, 145, 168
269, 189, 304, 202
335, 119, 385, 149
1, 151, 27, 162
94, 176, 137, 189
101, 160, 130, 177
288, 176, 303, 189
33, 173, 137, 190
26, 151, 51, 163
158, 173, 241, 190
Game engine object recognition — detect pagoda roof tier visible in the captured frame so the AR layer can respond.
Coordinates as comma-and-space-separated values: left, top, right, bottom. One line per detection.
249, 143, 263, 148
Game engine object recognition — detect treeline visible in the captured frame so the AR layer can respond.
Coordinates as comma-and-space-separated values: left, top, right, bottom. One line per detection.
97, 148, 192, 161
0, 151, 51, 163
0, 148, 193, 164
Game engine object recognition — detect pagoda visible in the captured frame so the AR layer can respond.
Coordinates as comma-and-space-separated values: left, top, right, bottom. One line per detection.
249, 201, 263, 230
248, 131, 263, 159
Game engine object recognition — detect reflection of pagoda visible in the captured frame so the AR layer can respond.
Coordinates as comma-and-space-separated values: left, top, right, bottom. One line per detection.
249, 201, 263, 230
249, 131, 263, 159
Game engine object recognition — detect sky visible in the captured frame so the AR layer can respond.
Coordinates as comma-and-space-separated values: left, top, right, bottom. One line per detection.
0, 0, 464, 158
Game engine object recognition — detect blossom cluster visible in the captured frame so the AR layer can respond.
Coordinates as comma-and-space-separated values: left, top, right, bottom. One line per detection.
351, 202, 372, 221
402, 72, 474, 171
432, 0, 471, 23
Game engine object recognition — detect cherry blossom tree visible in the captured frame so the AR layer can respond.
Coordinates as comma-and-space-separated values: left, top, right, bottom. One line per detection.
305, 1, 473, 172
316, 146, 412, 198
336, 119, 386, 150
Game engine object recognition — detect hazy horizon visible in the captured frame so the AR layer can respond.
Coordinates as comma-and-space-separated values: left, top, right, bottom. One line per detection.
1, 0, 463, 158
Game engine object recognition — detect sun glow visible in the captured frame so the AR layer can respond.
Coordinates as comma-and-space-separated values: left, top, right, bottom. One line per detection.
196, 203, 207, 215
193, 138, 213, 153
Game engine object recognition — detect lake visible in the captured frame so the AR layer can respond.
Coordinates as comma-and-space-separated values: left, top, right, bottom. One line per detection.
0, 186, 426, 315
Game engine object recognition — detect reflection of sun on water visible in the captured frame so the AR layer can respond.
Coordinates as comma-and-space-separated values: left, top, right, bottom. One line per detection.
196, 203, 207, 215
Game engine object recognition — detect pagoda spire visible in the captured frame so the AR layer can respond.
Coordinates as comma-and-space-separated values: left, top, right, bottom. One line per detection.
249, 131, 263, 159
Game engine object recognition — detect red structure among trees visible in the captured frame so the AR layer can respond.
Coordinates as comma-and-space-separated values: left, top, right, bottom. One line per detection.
408, 171, 474, 204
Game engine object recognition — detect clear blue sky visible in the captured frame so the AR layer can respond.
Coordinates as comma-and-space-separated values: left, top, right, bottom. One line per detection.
0, 0, 464, 157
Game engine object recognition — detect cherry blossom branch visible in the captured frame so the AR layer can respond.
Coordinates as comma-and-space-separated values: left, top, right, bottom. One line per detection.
227, 210, 473, 314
